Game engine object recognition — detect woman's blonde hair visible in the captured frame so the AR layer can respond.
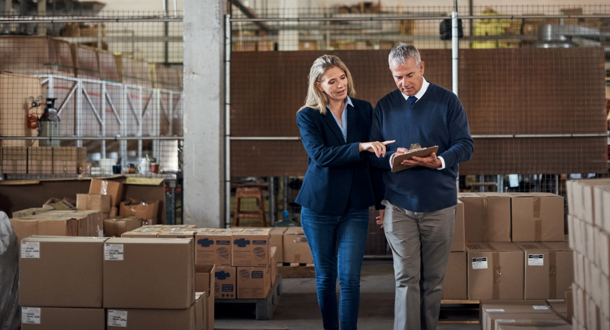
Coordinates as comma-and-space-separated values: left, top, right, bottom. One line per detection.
298, 55, 356, 114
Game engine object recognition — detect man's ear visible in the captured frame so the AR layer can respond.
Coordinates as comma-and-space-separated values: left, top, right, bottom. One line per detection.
419, 61, 425, 76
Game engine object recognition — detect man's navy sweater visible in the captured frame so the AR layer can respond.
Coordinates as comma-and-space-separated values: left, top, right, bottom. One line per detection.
370, 83, 474, 212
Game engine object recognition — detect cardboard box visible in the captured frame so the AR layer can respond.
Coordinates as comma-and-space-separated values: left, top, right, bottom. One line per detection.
487, 242, 525, 300
19, 236, 108, 307
103, 237, 195, 309
194, 293, 204, 330
283, 227, 313, 264
2, 146, 27, 173
10, 215, 82, 242
195, 230, 232, 266
541, 242, 574, 300
11, 206, 52, 218
237, 266, 271, 299
76, 193, 111, 213
515, 243, 551, 299
104, 216, 142, 237
119, 199, 160, 224
442, 251, 467, 300
214, 266, 236, 299
195, 264, 215, 297
89, 178, 124, 207
510, 193, 564, 242
21, 307, 105, 330
106, 303, 197, 330
482, 302, 558, 330
232, 228, 271, 267
158, 229, 197, 238
27, 147, 53, 174
451, 200, 465, 251
52, 147, 78, 174
466, 243, 494, 300
459, 193, 511, 242
121, 227, 160, 238
270, 227, 287, 261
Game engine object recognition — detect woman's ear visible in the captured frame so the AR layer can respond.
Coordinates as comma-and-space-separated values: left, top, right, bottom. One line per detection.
315, 81, 324, 92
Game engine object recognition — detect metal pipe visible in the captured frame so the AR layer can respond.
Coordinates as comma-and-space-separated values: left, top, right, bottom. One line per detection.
0, 136, 184, 140
451, 10, 458, 96
0, 17, 183, 23
229, 14, 610, 23
230, 136, 301, 140
225, 14, 233, 228
269, 177, 276, 226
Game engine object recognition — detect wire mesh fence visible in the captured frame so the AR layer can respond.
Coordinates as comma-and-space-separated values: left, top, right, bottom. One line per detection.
0, 11, 183, 178
227, 4, 610, 239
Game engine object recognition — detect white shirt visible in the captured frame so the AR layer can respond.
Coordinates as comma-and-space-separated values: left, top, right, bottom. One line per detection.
390, 77, 446, 170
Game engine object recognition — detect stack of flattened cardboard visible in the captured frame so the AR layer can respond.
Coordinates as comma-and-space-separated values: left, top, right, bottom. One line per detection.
453, 192, 573, 304
566, 179, 610, 330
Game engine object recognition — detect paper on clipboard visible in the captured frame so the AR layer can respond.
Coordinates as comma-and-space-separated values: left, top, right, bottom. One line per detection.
391, 144, 439, 172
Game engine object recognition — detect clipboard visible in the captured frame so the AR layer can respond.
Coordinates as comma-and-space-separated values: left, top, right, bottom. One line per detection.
391, 145, 439, 172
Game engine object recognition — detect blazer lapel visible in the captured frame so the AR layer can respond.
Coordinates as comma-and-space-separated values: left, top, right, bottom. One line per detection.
346, 105, 357, 143
322, 112, 346, 145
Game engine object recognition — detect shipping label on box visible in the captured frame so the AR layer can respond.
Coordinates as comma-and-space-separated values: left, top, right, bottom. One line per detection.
510, 193, 564, 242
232, 229, 271, 267
458, 193, 511, 242
196, 230, 232, 266
19, 236, 108, 308
214, 266, 236, 299
103, 237, 195, 309
283, 227, 313, 264
237, 266, 271, 299
442, 251, 467, 300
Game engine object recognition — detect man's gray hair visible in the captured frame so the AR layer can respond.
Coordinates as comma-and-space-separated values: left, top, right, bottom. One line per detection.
388, 43, 421, 68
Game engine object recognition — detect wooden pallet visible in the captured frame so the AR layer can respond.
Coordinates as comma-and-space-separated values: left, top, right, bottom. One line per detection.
438, 300, 480, 324
215, 274, 283, 320
277, 262, 315, 278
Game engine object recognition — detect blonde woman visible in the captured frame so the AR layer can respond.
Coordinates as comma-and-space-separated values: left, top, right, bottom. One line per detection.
295, 55, 393, 330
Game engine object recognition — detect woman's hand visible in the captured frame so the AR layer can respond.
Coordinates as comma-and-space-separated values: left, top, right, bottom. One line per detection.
359, 140, 395, 158
375, 209, 385, 228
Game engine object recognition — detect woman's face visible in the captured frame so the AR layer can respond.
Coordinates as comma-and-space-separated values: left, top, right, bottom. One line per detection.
316, 66, 348, 104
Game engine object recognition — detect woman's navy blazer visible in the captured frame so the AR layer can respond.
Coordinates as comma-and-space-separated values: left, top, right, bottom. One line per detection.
295, 98, 383, 216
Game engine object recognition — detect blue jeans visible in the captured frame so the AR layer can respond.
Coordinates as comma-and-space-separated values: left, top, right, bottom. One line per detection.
300, 207, 370, 330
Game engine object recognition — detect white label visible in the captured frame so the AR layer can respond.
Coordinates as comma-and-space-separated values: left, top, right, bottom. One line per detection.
528, 254, 544, 266
486, 309, 505, 312
98, 225, 104, 238
107, 310, 128, 327
472, 257, 488, 269
533, 305, 549, 310
496, 319, 516, 323
105, 244, 124, 261
21, 242, 40, 258
22, 307, 41, 324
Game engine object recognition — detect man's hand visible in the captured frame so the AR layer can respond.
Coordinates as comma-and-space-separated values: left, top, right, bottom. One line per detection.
375, 209, 385, 228
401, 152, 442, 169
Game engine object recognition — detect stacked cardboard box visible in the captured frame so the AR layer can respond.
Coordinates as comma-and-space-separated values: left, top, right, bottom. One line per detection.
567, 179, 610, 329
443, 200, 467, 300
10, 210, 105, 241
480, 300, 571, 330
19, 236, 108, 330
453, 192, 572, 302
283, 227, 314, 264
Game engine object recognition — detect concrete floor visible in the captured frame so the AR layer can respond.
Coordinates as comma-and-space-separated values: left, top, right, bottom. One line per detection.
215, 259, 480, 330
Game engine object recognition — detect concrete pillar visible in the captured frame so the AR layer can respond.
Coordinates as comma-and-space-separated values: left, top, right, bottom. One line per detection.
183, 0, 226, 227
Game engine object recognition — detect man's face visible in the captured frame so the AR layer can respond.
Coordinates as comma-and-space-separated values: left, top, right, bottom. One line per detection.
390, 58, 425, 97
